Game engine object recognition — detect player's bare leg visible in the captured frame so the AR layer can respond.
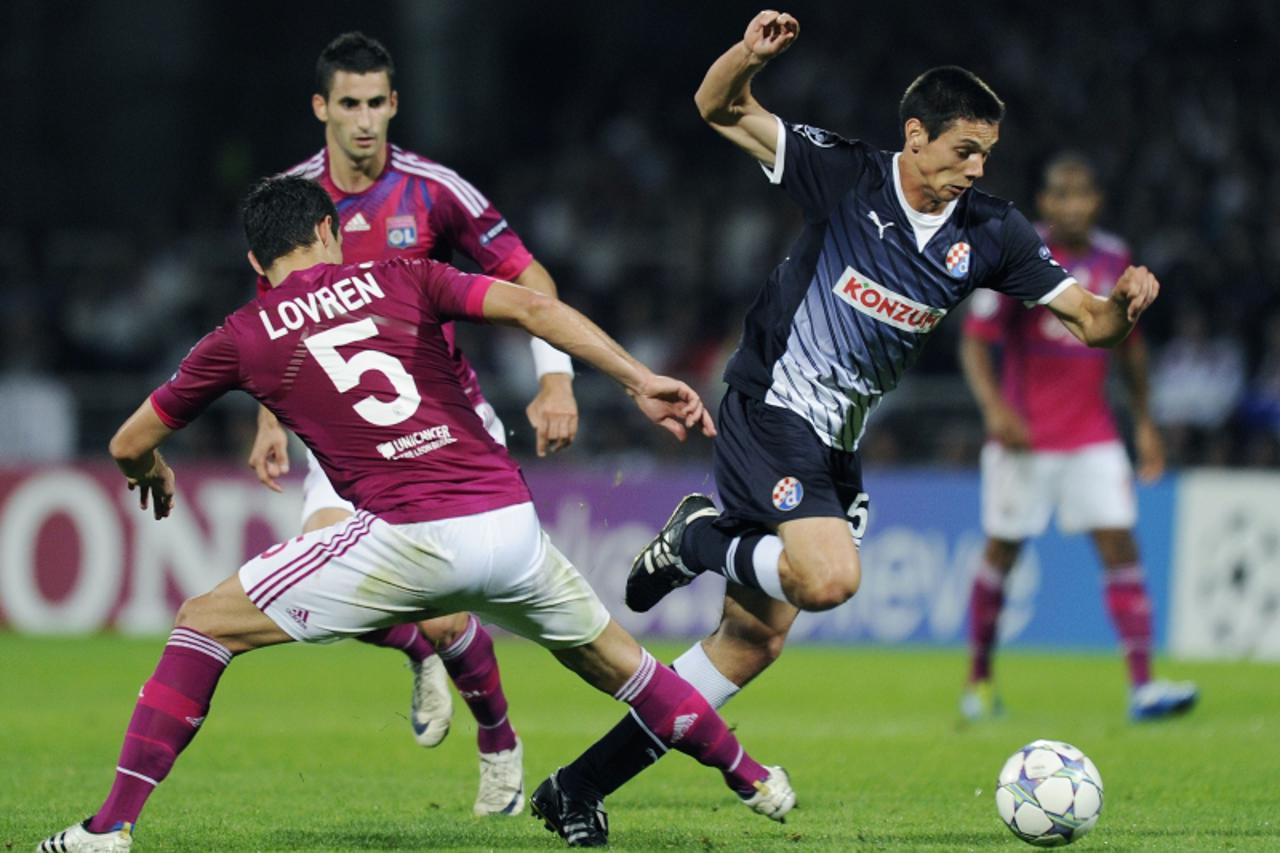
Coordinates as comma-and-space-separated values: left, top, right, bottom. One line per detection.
302, 507, 352, 533
1091, 528, 1198, 720
533, 619, 794, 845
772, 516, 862, 610
628, 499, 860, 613
39, 576, 292, 852
701, 583, 800, 684
961, 537, 1019, 721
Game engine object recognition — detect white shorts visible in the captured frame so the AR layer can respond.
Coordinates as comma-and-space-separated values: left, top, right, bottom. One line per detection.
239, 502, 610, 649
980, 440, 1137, 540
300, 402, 506, 525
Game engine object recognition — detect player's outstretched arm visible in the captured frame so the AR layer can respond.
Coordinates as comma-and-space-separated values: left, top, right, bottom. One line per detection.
248, 404, 291, 493
959, 333, 1031, 449
109, 400, 177, 520
694, 10, 800, 167
481, 282, 715, 442
1046, 266, 1160, 348
513, 260, 580, 456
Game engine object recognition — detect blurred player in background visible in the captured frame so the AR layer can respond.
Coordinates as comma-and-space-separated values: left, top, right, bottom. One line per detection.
529, 12, 1162, 846
959, 153, 1198, 722
248, 32, 578, 814
38, 176, 794, 853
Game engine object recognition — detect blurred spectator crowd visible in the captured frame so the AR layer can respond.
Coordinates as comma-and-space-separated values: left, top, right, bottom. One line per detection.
2, 0, 1277, 469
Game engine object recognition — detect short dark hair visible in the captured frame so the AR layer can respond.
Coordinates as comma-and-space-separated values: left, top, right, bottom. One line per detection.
1042, 151, 1099, 189
898, 66, 1005, 140
242, 176, 339, 269
316, 32, 395, 98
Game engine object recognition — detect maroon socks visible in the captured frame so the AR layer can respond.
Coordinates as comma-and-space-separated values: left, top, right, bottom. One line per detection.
1104, 563, 1153, 686
89, 628, 231, 832
967, 561, 1006, 683
438, 615, 518, 754
357, 623, 435, 662
617, 650, 767, 797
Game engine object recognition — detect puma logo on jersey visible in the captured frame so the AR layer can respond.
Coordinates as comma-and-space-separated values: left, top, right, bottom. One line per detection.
867, 211, 896, 239
344, 212, 372, 233
833, 266, 947, 334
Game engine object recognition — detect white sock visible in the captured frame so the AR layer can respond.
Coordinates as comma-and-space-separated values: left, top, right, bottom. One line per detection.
672, 642, 740, 709
751, 535, 787, 603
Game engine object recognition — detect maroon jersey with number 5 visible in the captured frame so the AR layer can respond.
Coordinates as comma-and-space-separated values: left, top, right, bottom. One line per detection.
154, 258, 530, 523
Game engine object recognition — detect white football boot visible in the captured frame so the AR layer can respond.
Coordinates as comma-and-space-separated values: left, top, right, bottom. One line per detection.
409, 654, 453, 747
1130, 679, 1198, 721
741, 765, 797, 822
36, 820, 132, 853
474, 737, 525, 816
960, 680, 1005, 722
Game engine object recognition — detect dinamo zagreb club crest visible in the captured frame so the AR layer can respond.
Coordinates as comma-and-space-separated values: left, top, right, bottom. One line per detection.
772, 477, 804, 511
945, 241, 971, 278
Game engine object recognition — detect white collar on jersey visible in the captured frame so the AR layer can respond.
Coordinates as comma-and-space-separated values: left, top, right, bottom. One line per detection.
892, 153, 959, 253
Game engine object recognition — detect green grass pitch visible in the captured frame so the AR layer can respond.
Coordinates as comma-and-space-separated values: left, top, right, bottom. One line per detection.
2, 634, 1275, 851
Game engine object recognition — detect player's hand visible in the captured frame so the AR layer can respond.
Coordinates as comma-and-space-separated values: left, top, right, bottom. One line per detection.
744, 10, 800, 62
526, 373, 579, 457
630, 374, 717, 442
1134, 418, 1165, 482
248, 415, 290, 493
1110, 265, 1160, 323
985, 400, 1031, 450
127, 457, 176, 520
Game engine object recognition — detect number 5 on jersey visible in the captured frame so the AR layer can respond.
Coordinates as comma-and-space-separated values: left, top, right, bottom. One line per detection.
304, 319, 421, 426
846, 492, 870, 546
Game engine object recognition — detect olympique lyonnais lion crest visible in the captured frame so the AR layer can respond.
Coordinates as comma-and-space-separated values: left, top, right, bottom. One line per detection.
945, 241, 971, 278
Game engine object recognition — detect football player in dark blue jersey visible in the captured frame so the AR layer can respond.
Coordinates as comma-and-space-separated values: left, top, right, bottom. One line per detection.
530, 11, 1159, 846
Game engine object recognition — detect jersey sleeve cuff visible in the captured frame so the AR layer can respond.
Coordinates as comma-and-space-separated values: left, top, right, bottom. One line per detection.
487, 247, 534, 283
1029, 276, 1077, 308
466, 276, 496, 320
758, 115, 787, 185
149, 392, 187, 430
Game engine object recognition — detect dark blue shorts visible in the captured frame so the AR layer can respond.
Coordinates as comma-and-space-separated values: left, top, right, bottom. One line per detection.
712, 388, 869, 541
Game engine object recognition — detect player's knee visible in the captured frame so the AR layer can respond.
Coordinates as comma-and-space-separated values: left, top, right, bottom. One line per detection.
1093, 530, 1139, 568
985, 539, 1022, 571
173, 594, 215, 634
789, 561, 861, 612
791, 581, 857, 612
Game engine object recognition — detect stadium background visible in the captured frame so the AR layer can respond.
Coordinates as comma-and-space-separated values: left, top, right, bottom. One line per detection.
1, 0, 1277, 659
3, 4, 1279, 851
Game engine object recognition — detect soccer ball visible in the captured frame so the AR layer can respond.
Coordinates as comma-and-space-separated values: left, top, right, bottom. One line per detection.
995, 739, 1104, 847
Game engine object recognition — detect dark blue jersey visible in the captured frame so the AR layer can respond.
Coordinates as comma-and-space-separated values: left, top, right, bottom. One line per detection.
725, 118, 1075, 451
